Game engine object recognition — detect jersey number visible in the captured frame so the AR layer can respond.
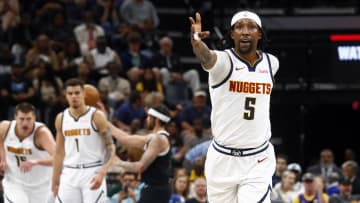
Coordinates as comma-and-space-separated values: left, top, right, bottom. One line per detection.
244, 97, 256, 120
75, 138, 79, 152
15, 155, 27, 167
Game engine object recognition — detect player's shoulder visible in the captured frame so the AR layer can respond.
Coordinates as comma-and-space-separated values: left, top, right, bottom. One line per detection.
0, 120, 11, 137
263, 52, 279, 68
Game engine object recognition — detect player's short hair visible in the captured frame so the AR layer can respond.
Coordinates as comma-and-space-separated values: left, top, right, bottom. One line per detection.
15, 102, 36, 114
65, 78, 84, 89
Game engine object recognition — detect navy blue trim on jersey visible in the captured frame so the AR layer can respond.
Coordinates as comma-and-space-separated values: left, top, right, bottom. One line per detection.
230, 49, 263, 72
257, 184, 272, 203
212, 140, 269, 157
91, 108, 99, 132
95, 189, 105, 203
265, 53, 275, 84
68, 106, 91, 122
5, 194, 14, 203
57, 196, 63, 203
211, 52, 233, 89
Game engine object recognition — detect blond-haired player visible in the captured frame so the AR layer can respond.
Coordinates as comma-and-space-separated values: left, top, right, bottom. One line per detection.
0, 102, 56, 203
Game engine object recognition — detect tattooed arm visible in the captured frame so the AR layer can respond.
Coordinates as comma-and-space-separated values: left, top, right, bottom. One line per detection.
91, 110, 115, 190
189, 12, 217, 69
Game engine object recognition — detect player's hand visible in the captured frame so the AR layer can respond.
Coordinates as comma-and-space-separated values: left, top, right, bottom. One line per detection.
189, 12, 210, 41
0, 160, 7, 171
90, 172, 105, 190
52, 180, 59, 197
20, 160, 37, 172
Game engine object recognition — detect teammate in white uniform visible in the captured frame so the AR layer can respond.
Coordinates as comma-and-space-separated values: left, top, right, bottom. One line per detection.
52, 78, 115, 203
189, 11, 279, 202
0, 102, 56, 203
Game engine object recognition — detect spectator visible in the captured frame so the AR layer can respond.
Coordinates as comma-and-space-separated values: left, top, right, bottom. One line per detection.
307, 149, 343, 188
32, 62, 63, 131
169, 174, 190, 203
76, 62, 97, 86
113, 91, 146, 131
25, 34, 60, 74
186, 178, 207, 203
42, 10, 73, 51
98, 62, 131, 112
119, 0, 159, 32
329, 177, 360, 203
153, 36, 200, 99
178, 90, 211, 134
73, 10, 105, 55
120, 31, 151, 86
273, 154, 289, 187
57, 38, 83, 80
84, 35, 121, 80
0, 0, 20, 32
341, 160, 360, 195
96, 0, 120, 34
110, 172, 139, 203
135, 68, 163, 97
271, 170, 298, 203
288, 162, 304, 194
292, 173, 329, 203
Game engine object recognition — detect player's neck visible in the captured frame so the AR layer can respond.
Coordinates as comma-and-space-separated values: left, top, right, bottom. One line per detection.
15, 125, 33, 140
236, 50, 260, 66
69, 105, 89, 118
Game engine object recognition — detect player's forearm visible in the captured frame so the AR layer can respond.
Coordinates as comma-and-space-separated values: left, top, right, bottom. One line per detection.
117, 160, 141, 173
33, 156, 53, 166
99, 144, 115, 175
109, 122, 146, 148
191, 40, 216, 69
52, 155, 64, 183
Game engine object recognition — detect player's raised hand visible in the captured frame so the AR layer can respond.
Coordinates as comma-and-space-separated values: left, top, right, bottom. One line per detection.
189, 12, 210, 41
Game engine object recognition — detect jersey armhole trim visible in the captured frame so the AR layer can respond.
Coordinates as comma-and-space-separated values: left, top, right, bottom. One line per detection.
211, 51, 233, 89
91, 108, 99, 132
265, 53, 275, 84
33, 125, 45, 151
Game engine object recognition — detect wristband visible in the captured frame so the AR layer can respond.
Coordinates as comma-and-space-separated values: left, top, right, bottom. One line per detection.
193, 32, 201, 41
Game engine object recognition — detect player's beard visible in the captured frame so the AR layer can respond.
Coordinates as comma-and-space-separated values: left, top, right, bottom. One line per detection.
238, 41, 255, 55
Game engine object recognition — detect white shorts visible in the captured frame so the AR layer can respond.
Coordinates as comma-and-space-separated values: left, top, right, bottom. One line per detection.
3, 178, 52, 203
205, 141, 276, 203
56, 166, 107, 203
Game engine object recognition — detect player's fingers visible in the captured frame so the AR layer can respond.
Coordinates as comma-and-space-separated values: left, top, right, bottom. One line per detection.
195, 12, 201, 23
199, 31, 211, 39
189, 17, 195, 25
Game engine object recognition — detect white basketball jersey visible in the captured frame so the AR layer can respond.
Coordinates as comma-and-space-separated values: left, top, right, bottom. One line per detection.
3, 121, 51, 187
62, 106, 105, 166
209, 49, 276, 148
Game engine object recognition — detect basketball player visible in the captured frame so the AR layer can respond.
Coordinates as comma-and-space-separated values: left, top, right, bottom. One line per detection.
0, 102, 56, 203
109, 104, 172, 203
189, 11, 279, 202
52, 78, 115, 202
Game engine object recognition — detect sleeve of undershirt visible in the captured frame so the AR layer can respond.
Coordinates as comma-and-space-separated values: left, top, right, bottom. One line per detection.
203, 50, 232, 87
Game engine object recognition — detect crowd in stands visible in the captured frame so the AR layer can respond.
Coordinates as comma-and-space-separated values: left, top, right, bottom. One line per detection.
0, 0, 206, 202
0, 1, 359, 203
271, 148, 360, 203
